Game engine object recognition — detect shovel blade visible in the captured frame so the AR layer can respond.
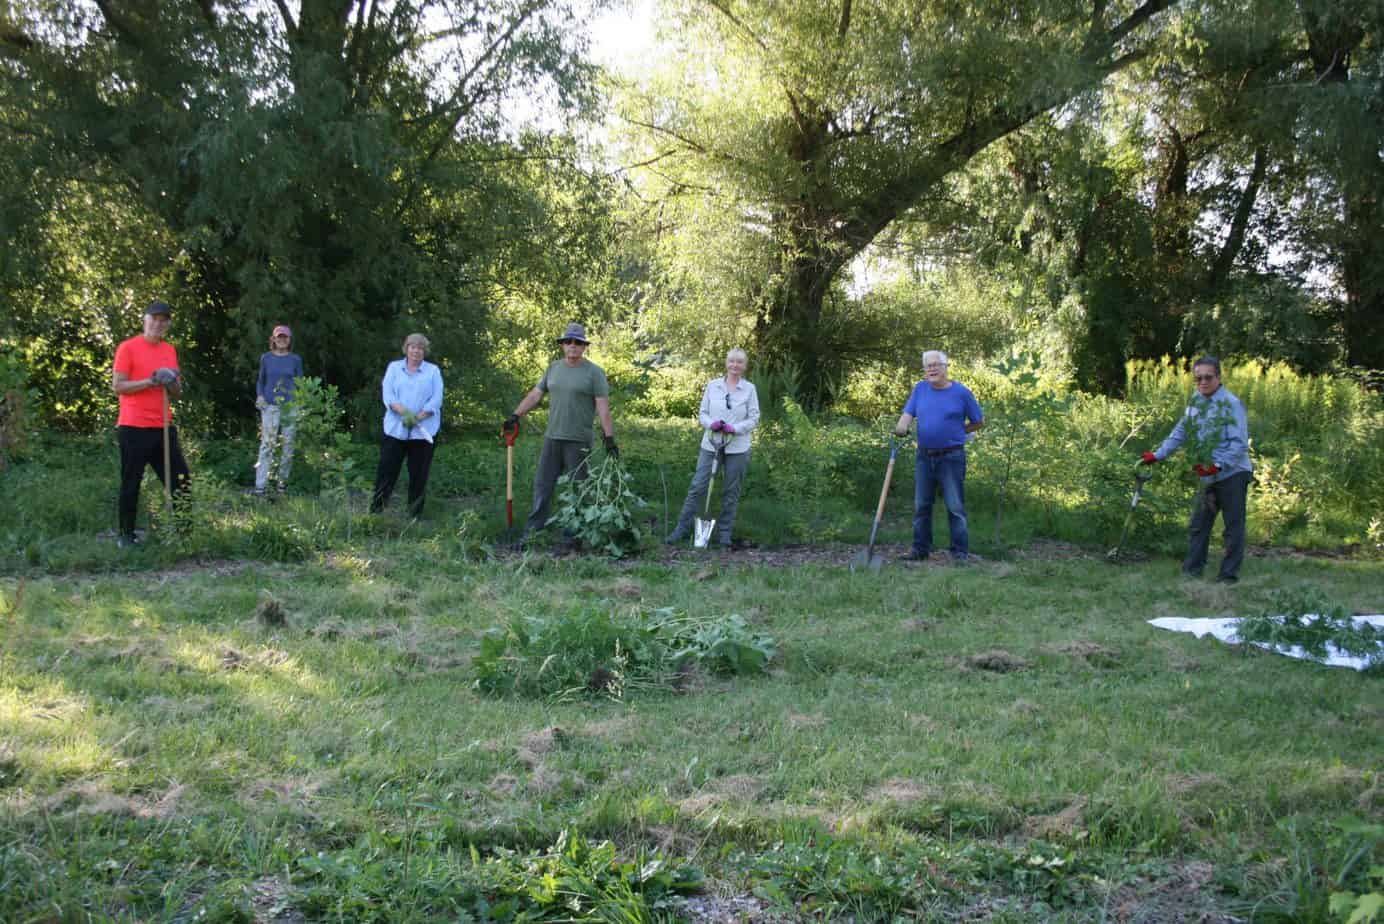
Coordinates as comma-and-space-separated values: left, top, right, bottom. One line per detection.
693, 517, 716, 549
850, 547, 883, 573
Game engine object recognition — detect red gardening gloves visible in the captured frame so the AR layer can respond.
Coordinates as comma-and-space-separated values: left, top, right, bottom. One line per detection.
1193, 463, 1220, 477
722, 423, 736, 434
1140, 451, 1157, 464
710, 420, 725, 432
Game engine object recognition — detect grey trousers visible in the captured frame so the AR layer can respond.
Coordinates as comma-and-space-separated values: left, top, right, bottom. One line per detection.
1185, 471, 1250, 579
526, 438, 591, 533
672, 448, 750, 545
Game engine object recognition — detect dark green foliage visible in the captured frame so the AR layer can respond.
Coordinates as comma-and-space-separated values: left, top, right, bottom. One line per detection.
1, 0, 606, 426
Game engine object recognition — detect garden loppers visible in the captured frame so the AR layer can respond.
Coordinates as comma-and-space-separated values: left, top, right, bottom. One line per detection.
851, 437, 899, 573
502, 419, 520, 538
1107, 463, 1154, 562
693, 435, 728, 549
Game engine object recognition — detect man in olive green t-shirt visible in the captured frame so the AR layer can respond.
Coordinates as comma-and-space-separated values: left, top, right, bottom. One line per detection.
505, 323, 619, 536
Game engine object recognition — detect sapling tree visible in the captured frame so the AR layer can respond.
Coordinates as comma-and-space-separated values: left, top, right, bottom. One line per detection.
291, 376, 367, 539
985, 352, 1072, 549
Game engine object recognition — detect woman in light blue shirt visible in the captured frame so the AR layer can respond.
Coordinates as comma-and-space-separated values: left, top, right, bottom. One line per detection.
666, 348, 761, 549
369, 333, 443, 517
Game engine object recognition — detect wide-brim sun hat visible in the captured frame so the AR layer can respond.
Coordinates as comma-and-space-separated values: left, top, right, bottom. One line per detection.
556, 322, 589, 344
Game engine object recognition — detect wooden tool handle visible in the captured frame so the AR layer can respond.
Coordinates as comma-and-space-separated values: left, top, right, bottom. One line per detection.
873, 456, 895, 524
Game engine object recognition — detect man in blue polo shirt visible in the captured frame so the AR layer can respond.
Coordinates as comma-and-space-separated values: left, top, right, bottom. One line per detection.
894, 350, 984, 562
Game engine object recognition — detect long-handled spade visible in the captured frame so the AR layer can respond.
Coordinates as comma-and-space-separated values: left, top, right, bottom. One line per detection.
851, 437, 899, 573
502, 419, 520, 540
692, 436, 728, 549
1107, 463, 1154, 562
161, 386, 174, 521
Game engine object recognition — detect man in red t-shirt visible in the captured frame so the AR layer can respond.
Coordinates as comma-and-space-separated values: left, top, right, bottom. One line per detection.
112, 301, 190, 547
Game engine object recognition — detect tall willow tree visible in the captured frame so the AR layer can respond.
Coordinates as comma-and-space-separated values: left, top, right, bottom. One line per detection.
618, 0, 1184, 407
1, 0, 597, 421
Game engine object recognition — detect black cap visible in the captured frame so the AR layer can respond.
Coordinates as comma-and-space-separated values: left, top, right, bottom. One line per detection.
145, 300, 172, 317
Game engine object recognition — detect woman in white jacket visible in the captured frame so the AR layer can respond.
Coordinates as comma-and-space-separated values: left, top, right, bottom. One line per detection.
665, 348, 760, 549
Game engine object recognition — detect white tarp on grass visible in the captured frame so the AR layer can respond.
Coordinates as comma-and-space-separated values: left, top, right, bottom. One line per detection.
1148, 615, 1384, 671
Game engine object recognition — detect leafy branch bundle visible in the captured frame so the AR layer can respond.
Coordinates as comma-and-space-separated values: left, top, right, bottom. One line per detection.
473, 606, 776, 699
1234, 592, 1384, 668
550, 453, 648, 557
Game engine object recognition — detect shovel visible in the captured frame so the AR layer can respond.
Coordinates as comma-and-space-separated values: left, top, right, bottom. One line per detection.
502, 419, 520, 538
1107, 464, 1154, 562
851, 438, 899, 573
161, 386, 174, 519
693, 436, 728, 549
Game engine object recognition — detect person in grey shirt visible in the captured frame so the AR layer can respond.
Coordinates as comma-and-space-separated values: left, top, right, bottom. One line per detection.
254, 324, 304, 495
666, 348, 760, 549
505, 323, 618, 537
1140, 355, 1253, 583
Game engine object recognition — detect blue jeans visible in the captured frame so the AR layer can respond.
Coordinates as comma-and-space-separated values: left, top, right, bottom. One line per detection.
913, 447, 968, 558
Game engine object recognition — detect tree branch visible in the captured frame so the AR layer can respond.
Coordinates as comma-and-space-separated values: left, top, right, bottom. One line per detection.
1206, 145, 1268, 294
701, 0, 810, 133
272, 0, 298, 36
395, 0, 545, 218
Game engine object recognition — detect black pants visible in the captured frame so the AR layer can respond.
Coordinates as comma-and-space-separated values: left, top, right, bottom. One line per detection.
1185, 471, 1251, 579
118, 425, 191, 536
371, 435, 435, 517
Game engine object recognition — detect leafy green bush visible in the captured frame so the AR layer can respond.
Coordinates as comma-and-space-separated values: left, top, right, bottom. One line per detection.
755, 397, 865, 541
473, 607, 776, 700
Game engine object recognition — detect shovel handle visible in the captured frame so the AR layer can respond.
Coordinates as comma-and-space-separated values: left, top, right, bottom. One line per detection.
506, 443, 514, 527
873, 455, 896, 526
161, 387, 173, 505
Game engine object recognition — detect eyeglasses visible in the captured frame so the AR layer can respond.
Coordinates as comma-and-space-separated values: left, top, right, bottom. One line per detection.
560, 339, 583, 346
1194, 374, 1217, 382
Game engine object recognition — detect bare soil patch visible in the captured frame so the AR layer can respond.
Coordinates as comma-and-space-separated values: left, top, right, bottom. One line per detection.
1050, 640, 1123, 668
680, 889, 793, 923
952, 649, 1030, 673
581, 716, 637, 740
1105, 859, 1239, 923
871, 777, 937, 804
240, 773, 333, 811
25, 779, 192, 819
249, 875, 306, 923
678, 773, 769, 814
1022, 795, 1088, 838
517, 726, 566, 766
786, 711, 827, 730
1167, 772, 1222, 795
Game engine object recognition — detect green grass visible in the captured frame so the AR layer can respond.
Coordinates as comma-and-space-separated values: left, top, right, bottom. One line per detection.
2, 511, 1382, 919
2, 387, 1383, 921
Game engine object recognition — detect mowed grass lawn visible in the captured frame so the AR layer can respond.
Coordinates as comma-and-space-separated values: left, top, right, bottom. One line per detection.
2, 536, 1382, 921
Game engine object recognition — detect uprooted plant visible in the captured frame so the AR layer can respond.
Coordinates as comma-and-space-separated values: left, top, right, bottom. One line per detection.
549, 452, 649, 557
473, 606, 776, 699
1234, 590, 1384, 669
